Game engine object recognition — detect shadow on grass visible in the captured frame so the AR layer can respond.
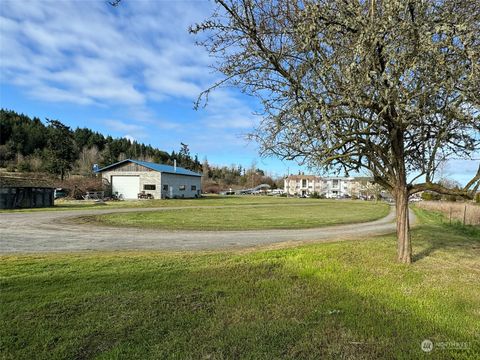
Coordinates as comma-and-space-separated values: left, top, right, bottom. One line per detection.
1, 256, 478, 359
412, 210, 480, 263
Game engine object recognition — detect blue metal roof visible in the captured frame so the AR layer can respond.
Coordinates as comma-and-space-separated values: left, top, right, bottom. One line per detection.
96, 159, 202, 177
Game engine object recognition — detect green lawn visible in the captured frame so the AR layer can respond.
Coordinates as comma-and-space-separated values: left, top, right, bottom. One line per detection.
86, 200, 389, 230
1, 209, 479, 359
1, 195, 380, 213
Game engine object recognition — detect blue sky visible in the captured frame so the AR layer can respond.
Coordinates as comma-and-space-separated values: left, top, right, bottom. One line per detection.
0, 0, 477, 184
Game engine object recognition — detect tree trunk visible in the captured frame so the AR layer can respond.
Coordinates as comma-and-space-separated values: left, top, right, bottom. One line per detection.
395, 186, 411, 263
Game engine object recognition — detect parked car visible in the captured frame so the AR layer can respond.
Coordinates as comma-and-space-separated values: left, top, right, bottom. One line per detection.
54, 188, 67, 199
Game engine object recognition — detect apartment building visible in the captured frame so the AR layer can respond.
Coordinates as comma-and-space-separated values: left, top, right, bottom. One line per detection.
284, 174, 374, 198
283, 175, 324, 197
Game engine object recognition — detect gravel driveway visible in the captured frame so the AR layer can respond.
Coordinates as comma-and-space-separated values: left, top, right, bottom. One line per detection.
0, 205, 411, 253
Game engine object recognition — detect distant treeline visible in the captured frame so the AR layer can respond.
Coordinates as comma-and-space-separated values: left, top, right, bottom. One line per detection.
0, 109, 280, 189
0, 109, 200, 178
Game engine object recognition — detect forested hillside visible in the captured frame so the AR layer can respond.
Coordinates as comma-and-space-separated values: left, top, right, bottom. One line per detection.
0, 109, 280, 189
0, 109, 200, 177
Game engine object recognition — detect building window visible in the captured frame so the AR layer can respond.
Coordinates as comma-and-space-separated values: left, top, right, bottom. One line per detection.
333, 179, 339, 186
302, 179, 307, 187
144, 184, 156, 191
191, 185, 196, 191
179, 185, 186, 191
163, 185, 168, 191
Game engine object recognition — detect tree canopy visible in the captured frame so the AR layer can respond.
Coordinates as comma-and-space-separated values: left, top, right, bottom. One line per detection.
1, 109, 274, 188
191, 0, 480, 263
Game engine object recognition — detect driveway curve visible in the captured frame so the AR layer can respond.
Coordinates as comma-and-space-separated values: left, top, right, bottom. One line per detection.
0, 205, 413, 253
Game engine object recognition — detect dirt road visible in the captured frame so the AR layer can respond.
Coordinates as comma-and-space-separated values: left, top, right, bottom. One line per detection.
0, 205, 411, 253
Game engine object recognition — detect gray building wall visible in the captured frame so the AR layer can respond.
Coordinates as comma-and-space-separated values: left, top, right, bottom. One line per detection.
160, 173, 201, 199
101, 170, 201, 199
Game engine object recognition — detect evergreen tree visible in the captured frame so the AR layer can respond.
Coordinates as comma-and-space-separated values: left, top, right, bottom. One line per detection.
44, 119, 77, 180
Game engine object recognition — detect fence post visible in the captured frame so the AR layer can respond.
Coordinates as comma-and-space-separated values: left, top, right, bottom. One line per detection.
463, 205, 467, 225
449, 207, 452, 225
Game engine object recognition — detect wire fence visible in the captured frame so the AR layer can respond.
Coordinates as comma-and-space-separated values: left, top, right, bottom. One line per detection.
416, 201, 480, 226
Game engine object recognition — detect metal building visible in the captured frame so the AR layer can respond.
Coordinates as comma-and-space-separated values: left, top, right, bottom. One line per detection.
96, 159, 202, 199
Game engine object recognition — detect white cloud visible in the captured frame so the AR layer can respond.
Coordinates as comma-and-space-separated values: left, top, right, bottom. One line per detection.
0, 0, 261, 164
124, 134, 136, 143
0, 0, 212, 106
104, 119, 147, 139
200, 90, 259, 129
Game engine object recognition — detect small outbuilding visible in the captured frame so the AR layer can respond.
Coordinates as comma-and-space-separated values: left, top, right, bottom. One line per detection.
0, 177, 54, 209
96, 159, 202, 199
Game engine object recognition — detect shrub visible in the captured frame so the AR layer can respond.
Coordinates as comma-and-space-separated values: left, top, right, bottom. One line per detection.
447, 195, 457, 202
17, 161, 32, 172
421, 192, 441, 201
203, 183, 220, 194
310, 191, 320, 199
421, 192, 432, 200
60, 176, 103, 199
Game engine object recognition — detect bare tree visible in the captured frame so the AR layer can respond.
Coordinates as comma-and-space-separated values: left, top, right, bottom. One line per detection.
75, 145, 101, 176
191, 0, 480, 263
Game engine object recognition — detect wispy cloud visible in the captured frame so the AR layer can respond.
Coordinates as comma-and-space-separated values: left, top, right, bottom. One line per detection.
103, 119, 147, 140
0, 0, 264, 169
0, 0, 214, 106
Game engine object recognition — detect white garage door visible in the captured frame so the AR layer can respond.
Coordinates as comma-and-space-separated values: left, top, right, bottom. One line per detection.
111, 176, 140, 199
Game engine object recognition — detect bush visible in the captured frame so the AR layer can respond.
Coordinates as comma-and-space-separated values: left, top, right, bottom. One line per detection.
60, 176, 103, 199
310, 191, 320, 199
17, 161, 32, 172
476, 193, 480, 203
203, 183, 220, 194
421, 192, 432, 200
447, 195, 457, 202
421, 192, 441, 201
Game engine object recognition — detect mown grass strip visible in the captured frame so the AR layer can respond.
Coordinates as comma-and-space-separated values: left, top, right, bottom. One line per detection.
87, 201, 389, 231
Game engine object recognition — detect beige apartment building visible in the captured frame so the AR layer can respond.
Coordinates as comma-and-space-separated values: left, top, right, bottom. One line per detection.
284, 174, 375, 198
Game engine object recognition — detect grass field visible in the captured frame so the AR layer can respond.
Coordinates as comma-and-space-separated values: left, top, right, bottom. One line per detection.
1, 209, 479, 359
1, 195, 382, 213
86, 200, 389, 230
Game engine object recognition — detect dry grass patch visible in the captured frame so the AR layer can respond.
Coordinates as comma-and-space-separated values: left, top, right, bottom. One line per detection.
416, 201, 480, 226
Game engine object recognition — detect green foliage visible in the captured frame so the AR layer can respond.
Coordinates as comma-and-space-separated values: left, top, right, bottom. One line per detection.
43, 119, 77, 180
1, 109, 268, 187
421, 192, 432, 201
310, 191, 320, 199
421, 192, 441, 201
17, 160, 32, 172
0, 109, 192, 173
476, 193, 480, 203
447, 194, 457, 202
